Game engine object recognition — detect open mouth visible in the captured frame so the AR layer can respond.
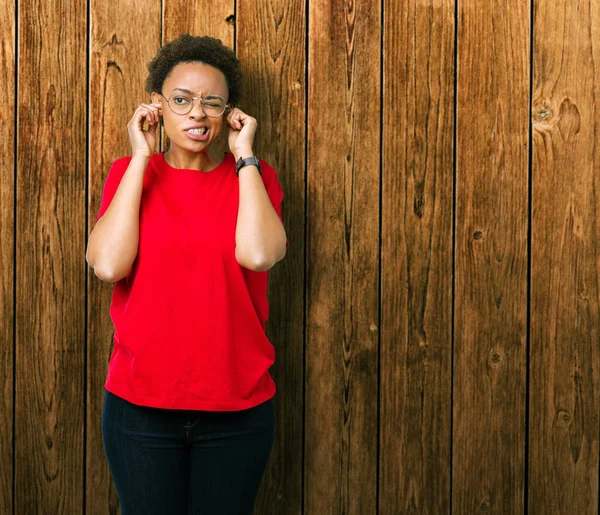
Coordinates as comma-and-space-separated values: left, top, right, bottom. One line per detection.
187, 127, 208, 135
185, 127, 210, 141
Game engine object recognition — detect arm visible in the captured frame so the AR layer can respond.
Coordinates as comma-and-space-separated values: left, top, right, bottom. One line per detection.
86, 154, 149, 282
234, 148, 287, 272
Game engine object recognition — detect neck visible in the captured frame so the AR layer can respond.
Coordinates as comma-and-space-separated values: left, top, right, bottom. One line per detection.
163, 146, 215, 171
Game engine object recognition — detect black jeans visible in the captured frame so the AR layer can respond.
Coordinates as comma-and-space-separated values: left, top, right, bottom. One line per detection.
101, 389, 275, 515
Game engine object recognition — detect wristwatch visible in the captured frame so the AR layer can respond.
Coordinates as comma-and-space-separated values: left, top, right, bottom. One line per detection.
235, 155, 262, 177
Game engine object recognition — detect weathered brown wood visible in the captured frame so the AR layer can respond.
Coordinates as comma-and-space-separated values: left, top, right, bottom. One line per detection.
5, 0, 600, 513
529, 0, 600, 511
15, 0, 87, 512
453, 0, 530, 513
234, 1, 305, 512
87, 2, 161, 513
380, 0, 455, 512
305, 0, 380, 513
0, 0, 15, 512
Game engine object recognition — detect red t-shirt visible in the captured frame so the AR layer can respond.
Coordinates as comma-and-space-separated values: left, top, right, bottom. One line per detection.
95, 150, 287, 411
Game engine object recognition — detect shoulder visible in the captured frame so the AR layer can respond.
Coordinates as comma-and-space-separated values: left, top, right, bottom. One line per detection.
111, 155, 134, 170
104, 155, 134, 180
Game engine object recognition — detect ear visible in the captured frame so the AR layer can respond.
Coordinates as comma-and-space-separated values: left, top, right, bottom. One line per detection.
150, 92, 164, 124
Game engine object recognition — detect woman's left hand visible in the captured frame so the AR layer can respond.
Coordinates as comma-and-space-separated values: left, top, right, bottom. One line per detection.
226, 107, 256, 156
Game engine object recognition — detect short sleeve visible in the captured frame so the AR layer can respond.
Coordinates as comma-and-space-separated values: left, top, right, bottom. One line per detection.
260, 159, 289, 249
96, 157, 132, 221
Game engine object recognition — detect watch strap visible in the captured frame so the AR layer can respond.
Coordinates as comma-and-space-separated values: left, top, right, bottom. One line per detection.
235, 155, 261, 176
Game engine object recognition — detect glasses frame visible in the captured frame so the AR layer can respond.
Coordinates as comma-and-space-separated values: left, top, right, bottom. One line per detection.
159, 92, 233, 117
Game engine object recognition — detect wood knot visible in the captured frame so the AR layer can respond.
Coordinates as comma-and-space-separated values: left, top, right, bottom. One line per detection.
533, 98, 555, 124
557, 98, 581, 142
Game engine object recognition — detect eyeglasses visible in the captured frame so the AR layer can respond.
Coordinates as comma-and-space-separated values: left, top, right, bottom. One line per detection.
159, 91, 233, 117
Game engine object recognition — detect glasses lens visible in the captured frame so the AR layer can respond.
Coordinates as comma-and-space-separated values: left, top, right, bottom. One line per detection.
202, 98, 226, 117
166, 94, 227, 116
169, 95, 193, 114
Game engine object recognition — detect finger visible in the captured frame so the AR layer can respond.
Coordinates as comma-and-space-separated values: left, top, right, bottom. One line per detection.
139, 104, 156, 114
134, 108, 147, 125
136, 105, 153, 116
144, 102, 161, 114
138, 109, 153, 128
130, 108, 147, 129
142, 107, 158, 124
152, 103, 163, 119
148, 106, 159, 124
140, 104, 159, 123
230, 113, 243, 129
227, 108, 240, 121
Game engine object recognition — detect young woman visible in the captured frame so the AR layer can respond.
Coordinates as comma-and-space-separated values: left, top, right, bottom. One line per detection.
86, 34, 288, 514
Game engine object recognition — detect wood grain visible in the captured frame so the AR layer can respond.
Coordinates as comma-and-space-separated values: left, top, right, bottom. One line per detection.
380, 0, 455, 512
529, 0, 600, 511
0, 0, 15, 512
453, 0, 530, 512
16, 0, 87, 512
306, 0, 380, 512
235, 0, 305, 512
4, 0, 600, 512
87, 1, 161, 513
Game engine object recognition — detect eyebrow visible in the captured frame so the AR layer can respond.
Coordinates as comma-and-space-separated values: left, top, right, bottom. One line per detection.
171, 88, 225, 100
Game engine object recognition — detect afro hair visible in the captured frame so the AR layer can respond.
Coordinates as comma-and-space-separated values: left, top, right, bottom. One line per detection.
145, 34, 243, 106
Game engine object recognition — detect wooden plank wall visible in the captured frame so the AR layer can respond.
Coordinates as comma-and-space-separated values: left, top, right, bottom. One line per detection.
1, 0, 598, 513
530, 0, 599, 511
14, 0, 87, 513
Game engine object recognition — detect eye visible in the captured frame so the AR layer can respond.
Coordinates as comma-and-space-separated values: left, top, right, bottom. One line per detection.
173, 97, 191, 105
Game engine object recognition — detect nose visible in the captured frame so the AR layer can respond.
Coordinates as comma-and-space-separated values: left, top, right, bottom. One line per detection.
189, 99, 207, 118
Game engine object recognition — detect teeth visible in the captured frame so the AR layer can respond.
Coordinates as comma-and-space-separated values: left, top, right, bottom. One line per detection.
188, 127, 208, 135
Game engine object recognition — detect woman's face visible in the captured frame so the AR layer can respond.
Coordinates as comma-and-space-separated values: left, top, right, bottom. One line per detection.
151, 62, 230, 152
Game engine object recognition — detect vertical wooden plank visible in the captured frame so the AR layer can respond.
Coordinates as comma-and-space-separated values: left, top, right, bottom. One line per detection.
235, 0, 305, 512
0, 0, 15, 512
87, 1, 161, 512
306, 0, 380, 512
380, 0, 455, 511
16, 0, 86, 511
453, 0, 530, 512
530, 0, 600, 511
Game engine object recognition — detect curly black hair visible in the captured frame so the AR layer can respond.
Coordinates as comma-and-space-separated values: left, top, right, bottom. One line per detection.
144, 34, 243, 106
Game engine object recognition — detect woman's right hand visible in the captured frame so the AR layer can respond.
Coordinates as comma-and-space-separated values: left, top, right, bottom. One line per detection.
128, 102, 162, 158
